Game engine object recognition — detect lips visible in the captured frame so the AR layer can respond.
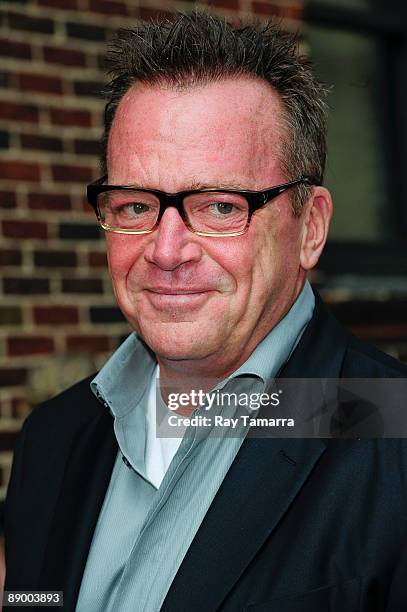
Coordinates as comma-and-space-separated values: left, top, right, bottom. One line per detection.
143, 287, 214, 311
145, 287, 212, 295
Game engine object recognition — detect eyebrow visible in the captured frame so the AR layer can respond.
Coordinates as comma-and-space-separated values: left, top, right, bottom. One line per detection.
119, 179, 248, 191
188, 179, 247, 190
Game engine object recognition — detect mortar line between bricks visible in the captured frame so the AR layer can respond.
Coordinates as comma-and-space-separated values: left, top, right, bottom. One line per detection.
0, 88, 105, 108
0, 55, 106, 77
2, 3, 138, 31
0, 122, 102, 137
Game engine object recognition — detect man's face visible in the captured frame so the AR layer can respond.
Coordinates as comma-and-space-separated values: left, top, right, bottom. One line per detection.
107, 78, 308, 374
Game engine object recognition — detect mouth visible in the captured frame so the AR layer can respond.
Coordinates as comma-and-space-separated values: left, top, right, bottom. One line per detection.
143, 288, 214, 310
146, 288, 211, 295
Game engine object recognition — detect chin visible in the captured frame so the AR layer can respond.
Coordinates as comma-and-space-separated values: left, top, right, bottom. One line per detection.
137, 321, 219, 362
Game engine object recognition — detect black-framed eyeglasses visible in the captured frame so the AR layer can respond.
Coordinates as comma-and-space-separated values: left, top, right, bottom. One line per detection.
87, 175, 314, 237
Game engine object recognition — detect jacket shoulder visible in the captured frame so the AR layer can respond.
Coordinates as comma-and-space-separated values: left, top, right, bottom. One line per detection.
23, 374, 103, 436
310, 291, 407, 378
284, 291, 407, 379
343, 333, 407, 378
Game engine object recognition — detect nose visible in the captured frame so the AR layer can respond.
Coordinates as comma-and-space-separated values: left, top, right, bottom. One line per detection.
144, 207, 203, 270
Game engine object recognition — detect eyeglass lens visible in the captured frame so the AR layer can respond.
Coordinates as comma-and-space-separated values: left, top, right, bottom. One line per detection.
98, 190, 250, 234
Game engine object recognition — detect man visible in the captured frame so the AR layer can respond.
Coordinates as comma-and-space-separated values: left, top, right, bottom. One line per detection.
4, 11, 407, 612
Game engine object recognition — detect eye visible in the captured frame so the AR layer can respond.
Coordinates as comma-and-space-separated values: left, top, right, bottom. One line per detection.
210, 202, 236, 215
127, 202, 150, 214
112, 201, 154, 217
184, 192, 249, 223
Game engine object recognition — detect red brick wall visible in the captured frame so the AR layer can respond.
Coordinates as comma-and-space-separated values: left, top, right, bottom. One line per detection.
0, 1, 303, 497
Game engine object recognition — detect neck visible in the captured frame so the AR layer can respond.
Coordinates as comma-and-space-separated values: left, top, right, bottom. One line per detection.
157, 277, 306, 415
157, 358, 236, 416
159, 277, 305, 376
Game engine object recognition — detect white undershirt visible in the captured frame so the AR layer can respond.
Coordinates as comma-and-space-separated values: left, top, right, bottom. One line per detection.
144, 365, 183, 488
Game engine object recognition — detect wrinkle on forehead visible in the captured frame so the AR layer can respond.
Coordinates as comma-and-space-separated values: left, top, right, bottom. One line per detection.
107, 77, 287, 191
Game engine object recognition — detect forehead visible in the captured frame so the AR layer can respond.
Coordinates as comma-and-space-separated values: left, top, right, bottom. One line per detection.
107, 77, 286, 189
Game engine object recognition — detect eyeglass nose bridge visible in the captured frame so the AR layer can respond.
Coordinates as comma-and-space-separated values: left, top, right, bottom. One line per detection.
155, 192, 189, 226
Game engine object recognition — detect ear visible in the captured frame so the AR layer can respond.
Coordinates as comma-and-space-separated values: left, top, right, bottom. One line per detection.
300, 186, 333, 271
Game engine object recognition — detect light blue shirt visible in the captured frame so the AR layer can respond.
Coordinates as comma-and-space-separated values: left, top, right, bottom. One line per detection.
76, 281, 315, 612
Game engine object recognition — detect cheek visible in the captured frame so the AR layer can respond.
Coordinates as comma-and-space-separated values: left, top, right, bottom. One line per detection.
106, 234, 146, 281
249, 208, 302, 290
207, 233, 259, 285
268, 219, 302, 286
204, 230, 271, 313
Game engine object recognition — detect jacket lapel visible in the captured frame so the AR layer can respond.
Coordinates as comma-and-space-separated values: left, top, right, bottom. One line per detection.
162, 436, 326, 612
38, 404, 117, 611
162, 293, 350, 611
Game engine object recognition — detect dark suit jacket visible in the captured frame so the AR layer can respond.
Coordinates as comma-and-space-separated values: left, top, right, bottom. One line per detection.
4, 296, 407, 612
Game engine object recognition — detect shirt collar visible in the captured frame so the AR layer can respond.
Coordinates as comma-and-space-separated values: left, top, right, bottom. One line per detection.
91, 333, 157, 419
220, 279, 315, 385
